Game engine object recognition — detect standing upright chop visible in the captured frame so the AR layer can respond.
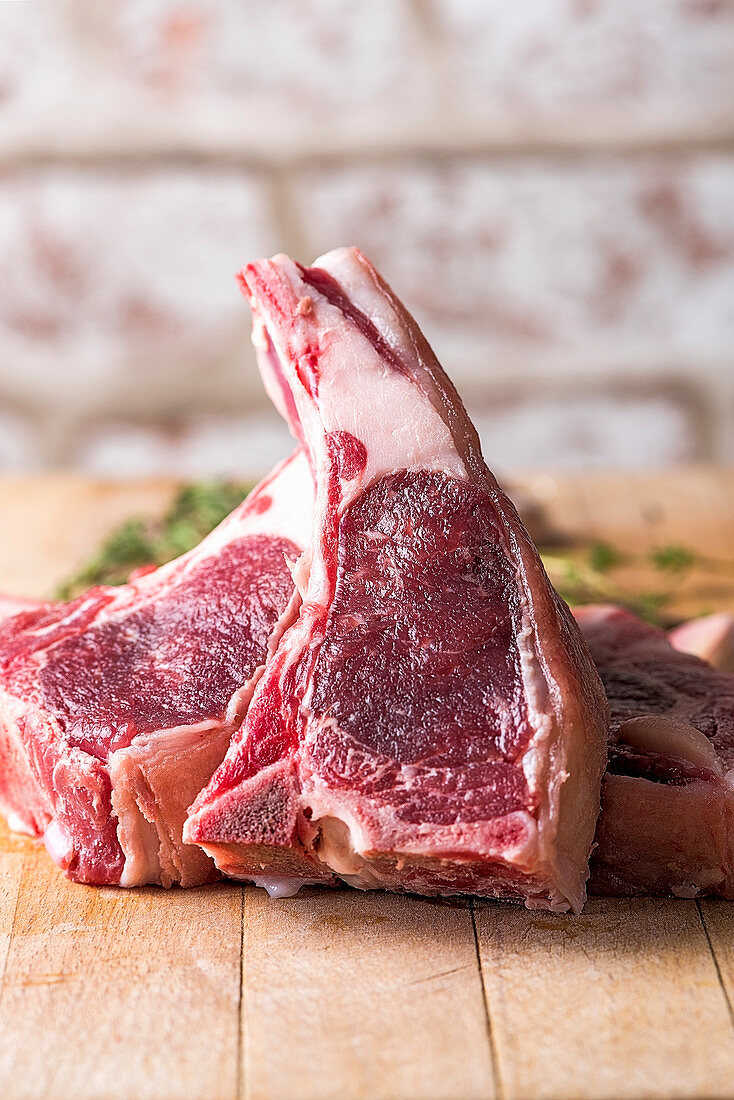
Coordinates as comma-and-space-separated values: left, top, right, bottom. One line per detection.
186, 248, 608, 912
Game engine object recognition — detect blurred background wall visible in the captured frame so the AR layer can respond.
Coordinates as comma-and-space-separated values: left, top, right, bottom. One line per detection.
0, 0, 732, 479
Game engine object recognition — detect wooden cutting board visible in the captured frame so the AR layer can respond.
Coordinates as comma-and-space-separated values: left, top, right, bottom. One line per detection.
1, 469, 733, 1100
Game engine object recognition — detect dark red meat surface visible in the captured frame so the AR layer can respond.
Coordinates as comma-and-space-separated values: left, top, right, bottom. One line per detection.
35, 537, 297, 757
308, 470, 533, 825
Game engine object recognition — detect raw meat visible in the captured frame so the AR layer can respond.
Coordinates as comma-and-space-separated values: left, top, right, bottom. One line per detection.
574, 604, 734, 899
0, 450, 312, 886
0, 596, 41, 620
669, 612, 734, 673
186, 247, 608, 912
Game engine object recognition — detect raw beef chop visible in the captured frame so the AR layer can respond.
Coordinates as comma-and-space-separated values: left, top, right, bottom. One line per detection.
186, 247, 608, 912
0, 450, 312, 886
0, 596, 41, 620
669, 612, 734, 673
574, 604, 734, 899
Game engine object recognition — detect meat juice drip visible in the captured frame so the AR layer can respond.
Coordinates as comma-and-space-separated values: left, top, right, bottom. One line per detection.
251, 876, 305, 898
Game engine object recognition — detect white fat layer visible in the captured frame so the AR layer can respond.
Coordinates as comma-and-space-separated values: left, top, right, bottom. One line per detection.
516, 610, 555, 799
114, 768, 162, 888
317, 342, 466, 487
313, 817, 385, 890
507, 604, 568, 890
315, 815, 369, 877
316, 249, 409, 350
6, 811, 35, 835
316, 247, 489, 488
110, 719, 227, 888
44, 817, 73, 869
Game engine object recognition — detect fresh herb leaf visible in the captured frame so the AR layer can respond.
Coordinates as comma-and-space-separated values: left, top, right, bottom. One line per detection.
650, 543, 696, 573
58, 489, 719, 633
588, 541, 623, 573
538, 541, 698, 627
631, 591, 671, 623
56, 479, 252, 600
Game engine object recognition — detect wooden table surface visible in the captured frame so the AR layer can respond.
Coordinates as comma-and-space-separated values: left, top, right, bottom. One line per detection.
1, 469, 734, 1100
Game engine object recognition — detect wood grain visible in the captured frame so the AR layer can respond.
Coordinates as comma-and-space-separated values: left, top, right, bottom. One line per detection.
0, 821, 241, 1100
474, 898, 734, 1100
699, 900, 734, 1027
0, 475, 178, 599
0, 470, 733, 1100
242, 888, 495, 1100
0, 825, 24, 995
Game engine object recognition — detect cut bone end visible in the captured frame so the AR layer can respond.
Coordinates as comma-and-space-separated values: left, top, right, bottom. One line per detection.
618, 715, 722, 773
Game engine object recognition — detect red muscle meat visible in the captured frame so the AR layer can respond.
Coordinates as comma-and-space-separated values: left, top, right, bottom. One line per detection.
186, 247, 608, 912
0, 451, 312, 886
575, 605, 734, 899
0, 596, 41, 620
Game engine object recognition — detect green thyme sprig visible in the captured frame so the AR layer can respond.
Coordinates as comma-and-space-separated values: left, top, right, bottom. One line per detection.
57, 483, 730, 629
538, 540, 724, 625
56, 480, 252, 600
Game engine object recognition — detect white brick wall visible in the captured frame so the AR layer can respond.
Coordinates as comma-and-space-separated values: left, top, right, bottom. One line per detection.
0, 0, 731, 475
73, 412, 293, 480
0, 2, 70, 110
295, 157, 734, 351
0, 168, 276, 461
432, 0, 734, 139
0, 169, 274, 354
110, 0, 419, 109
473, 384, 705, 473
0, 409, 38, 473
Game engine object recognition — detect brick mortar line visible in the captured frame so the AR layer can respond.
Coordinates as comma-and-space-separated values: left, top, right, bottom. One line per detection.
0, 373, 722, 422
1, 134, 734, 172
266, 167, 309, 262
